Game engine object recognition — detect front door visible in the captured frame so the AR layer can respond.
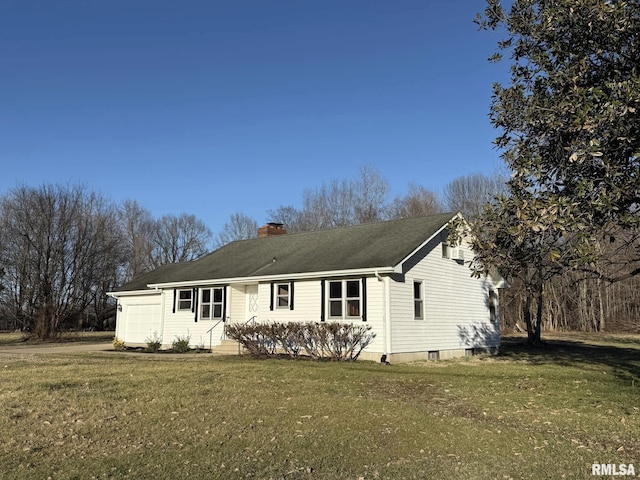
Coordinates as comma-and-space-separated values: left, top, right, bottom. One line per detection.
245, 285, 259, 321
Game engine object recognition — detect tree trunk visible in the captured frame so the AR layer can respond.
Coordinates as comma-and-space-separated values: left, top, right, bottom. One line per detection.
597, 277, 605, 332
534, 281, 543, 344
524, 293, 535, 345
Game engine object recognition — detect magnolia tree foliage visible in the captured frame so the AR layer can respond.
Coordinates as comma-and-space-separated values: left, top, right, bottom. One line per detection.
479, 0, 640, 255
465, 0, 640, 342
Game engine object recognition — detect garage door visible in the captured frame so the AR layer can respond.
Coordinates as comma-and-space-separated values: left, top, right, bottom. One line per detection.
125, 302, 162, 344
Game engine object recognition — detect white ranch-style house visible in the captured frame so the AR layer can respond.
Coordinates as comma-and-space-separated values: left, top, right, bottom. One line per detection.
108, 213, 503, 362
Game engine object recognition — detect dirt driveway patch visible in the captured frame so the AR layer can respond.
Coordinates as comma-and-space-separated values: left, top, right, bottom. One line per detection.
0, 342, 113, 356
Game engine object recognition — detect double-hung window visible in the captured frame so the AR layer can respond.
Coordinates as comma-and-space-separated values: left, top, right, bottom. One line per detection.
276, 283, 290, 309
328, 279, 361, 319
177, 289, 193, 311
414, 281, 424, 320
200, 287, 224, 320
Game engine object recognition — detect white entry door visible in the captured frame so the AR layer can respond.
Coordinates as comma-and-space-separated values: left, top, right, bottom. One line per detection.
245, 285, 259, 321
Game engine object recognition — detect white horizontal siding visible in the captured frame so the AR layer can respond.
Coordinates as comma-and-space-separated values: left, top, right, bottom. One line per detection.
228, 285, 246, 324
257, 280, 322, 323
251, 278, 386, 355
390, 235, 500, 354
161, 287, 235, 349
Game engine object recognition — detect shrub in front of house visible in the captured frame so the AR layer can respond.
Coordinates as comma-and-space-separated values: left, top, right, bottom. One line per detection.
112, 336, 126, 351
225, 322, 375, 361
171, 334, 191, 353
144, 332, 163, 353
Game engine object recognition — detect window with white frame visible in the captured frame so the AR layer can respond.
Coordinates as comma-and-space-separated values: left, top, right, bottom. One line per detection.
442, 242, 464, 261
414, 281, 424, 320
328, 280, 361, 319
276, 283, 290, 308
177, 289, 193, 311
200, 287, 225, 320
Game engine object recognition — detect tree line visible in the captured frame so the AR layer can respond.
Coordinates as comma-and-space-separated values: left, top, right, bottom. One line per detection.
0, 185, 212, 337
0, 171, 501, 339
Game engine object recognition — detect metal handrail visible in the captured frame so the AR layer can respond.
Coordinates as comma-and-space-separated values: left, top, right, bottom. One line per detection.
207, 318, 226, 351
207, 316, 256, 353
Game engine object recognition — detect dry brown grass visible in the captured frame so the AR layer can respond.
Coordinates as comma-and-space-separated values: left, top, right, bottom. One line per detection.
0, 332, 638, 479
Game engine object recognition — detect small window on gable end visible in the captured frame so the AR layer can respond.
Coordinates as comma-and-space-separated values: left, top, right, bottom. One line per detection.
441, 242, 450, 259
276, 283, 290, 309
177, 289, 193, 311
414, 281, 423, 320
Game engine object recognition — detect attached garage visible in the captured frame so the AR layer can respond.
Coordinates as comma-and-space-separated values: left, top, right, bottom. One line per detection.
119, 295, 162, 345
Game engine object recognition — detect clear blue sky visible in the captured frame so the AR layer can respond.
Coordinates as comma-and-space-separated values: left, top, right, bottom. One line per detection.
1, 0, 508, 232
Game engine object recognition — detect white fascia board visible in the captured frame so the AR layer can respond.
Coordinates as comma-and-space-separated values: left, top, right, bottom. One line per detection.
107, 289, 162, 298
145, 266, 396, 290
395, 212, 461, 270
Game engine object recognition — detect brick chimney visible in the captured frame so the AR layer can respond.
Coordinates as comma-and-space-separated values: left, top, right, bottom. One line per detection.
258, 222, 287, 238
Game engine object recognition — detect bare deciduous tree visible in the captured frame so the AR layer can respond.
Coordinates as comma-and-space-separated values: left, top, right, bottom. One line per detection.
354, 164, 390, 224
0, 184, 122, 338
118, 200, 154, 280
268, 205, 304, 233
443, 172, 507, 219
215, 212, 258, 247
388, 184, 443, 219
269, 165, 390, 232
148, 213, 212, 267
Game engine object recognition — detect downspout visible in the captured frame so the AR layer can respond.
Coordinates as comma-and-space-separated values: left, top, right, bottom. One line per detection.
159, 289, 166, 349
375, 270, 391, 361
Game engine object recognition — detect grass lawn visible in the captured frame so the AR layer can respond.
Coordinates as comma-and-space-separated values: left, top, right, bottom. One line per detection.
0, 333, 638, 479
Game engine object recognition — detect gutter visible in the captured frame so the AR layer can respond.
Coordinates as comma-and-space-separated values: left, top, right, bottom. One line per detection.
142, 266, 396, 291
107, 289, 163, 298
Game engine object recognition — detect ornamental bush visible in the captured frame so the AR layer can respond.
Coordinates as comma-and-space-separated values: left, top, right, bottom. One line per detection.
171, 334, 191, 353
112, 336, 126, 351
225, 321, 375, 361
144, 332, 163, 353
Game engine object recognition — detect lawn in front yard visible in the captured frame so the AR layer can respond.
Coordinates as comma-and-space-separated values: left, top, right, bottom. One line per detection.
0, 333, 638, 479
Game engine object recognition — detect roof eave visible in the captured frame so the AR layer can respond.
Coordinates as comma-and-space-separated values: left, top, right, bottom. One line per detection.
107, 288, 162, 298
144, 266, 396, 290
395, 212, 460, 269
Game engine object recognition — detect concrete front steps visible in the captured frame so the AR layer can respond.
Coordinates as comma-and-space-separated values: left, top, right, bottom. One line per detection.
211, 339, 245, 356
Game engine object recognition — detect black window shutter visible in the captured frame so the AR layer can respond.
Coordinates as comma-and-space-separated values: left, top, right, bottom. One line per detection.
192, 288, 196, 313
222, 286, 227, 322
172, 289, 176, 313
193, 288, 199, 322
269, 282, 274, 311
289, 282, 294, 310
320, 280, 325, 322
361, 277, 367, 322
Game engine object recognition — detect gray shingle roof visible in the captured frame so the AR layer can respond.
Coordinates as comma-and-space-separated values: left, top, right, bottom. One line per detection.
115, 212, 456, 292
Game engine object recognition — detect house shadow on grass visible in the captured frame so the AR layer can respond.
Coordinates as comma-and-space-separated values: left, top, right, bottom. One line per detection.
495, 334, 640, 386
